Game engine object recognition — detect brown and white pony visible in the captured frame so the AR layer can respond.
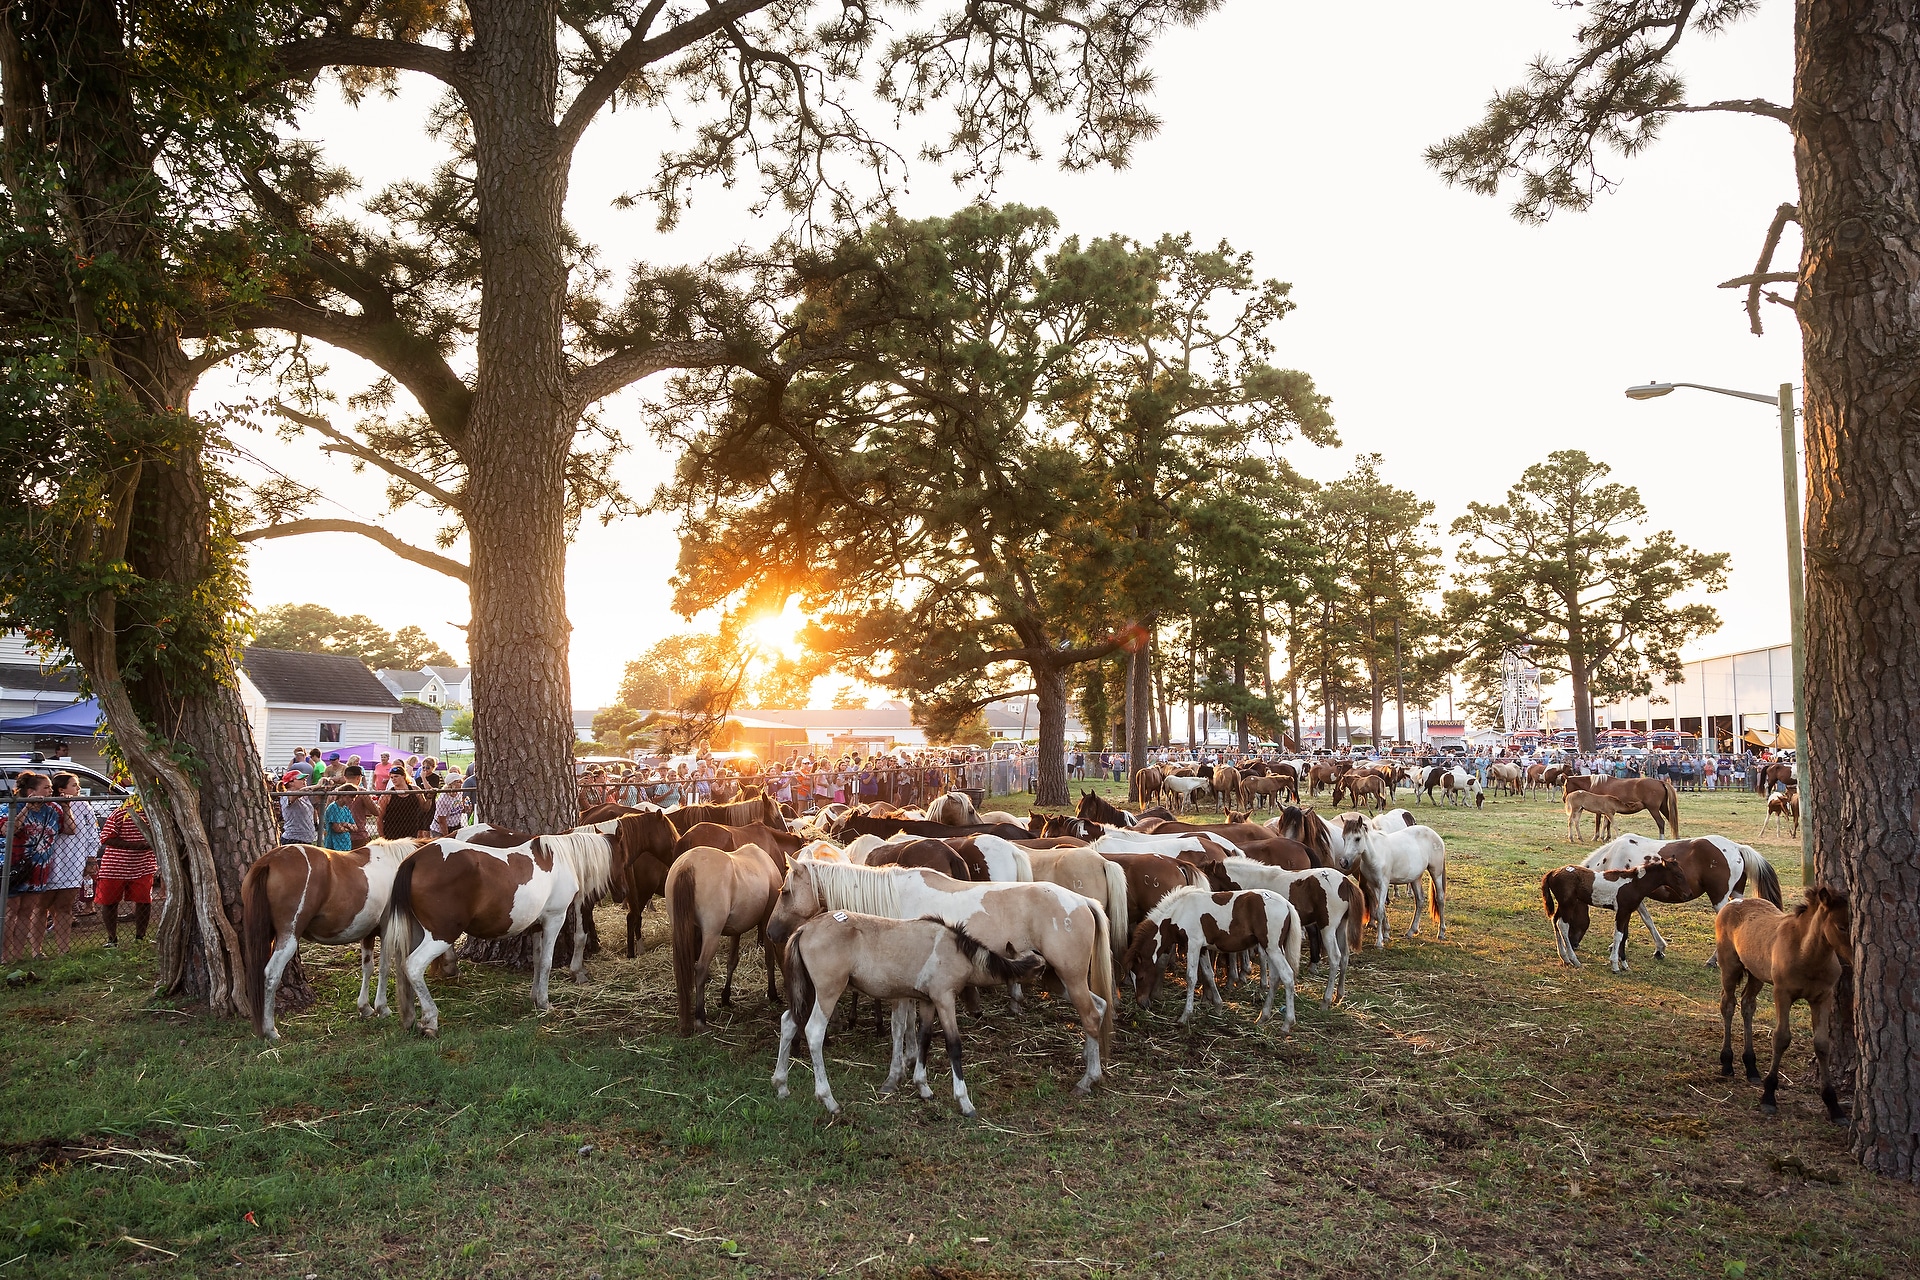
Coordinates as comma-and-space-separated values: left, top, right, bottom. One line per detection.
667, 842, 786, 1034
1604, 837, 1783, 972
1761, 789, 1800, 837
773, 912, 1045, 1117
1333, 771, 1389, 813
1123, 885, 1300, 1027
241, 838, 417, 1040
767, 859, 1116, 1094
1220, 858, 1361, 1006
386, 832, 619, 1036
1717, 888, 1853, 1119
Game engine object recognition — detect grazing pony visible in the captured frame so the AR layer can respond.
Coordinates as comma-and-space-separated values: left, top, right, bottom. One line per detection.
1159, 774, 1214, 813
773, 913, 1046, 1117
1488, 762, 1527, 797
1239, 773, 1296, 810
1123, 886, 1300, 1028
1333, 771, 1389, 813
766, 860, 1115, 1094
242, 838, 416, 1040
1219, 859, 1360, 1006
1538, 834, 1672, 965
1717, 888, 1853, 1119
1439, 768, 1485, 808
386, 833, 619, 1036
1336, 815, 1448, 947
668, 842, 787, 1034
1604, 837, 1783, 972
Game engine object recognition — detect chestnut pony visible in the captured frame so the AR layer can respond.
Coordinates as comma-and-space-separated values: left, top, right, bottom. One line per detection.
1717, 887, 1853, 1119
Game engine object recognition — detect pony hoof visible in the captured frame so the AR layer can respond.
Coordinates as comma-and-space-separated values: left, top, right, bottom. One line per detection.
1746, 1072, 1764, 1085
571, 972, 589, 986
959, 1103, 977, 1118
421, 1025, 439, 1039
776, 1084, 790, 1099
357, 1004, 374, 1019
1760, 1101, 1778, 1116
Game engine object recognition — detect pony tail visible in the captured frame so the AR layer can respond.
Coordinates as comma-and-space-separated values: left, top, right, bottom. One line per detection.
783, 926, 815, 1027
241, 857, 277, 1036
1090, 902, 1116, 1055
1343, 879, 1363, 950
1753, 853, 1783, 908
1100, 858, 1129, 965
1664, 779, 1680, 836
670, 866, 702, 1036
1540, 872, 1559, 921
384, 854, 421, 1029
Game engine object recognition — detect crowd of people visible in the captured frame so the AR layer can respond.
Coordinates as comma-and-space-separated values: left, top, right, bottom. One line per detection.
576, 745, 1044, 813
1, 769, 156, 962
268, 746, 478, 846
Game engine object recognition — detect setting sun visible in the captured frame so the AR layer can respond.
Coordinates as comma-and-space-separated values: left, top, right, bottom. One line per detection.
742, 599, 807, 661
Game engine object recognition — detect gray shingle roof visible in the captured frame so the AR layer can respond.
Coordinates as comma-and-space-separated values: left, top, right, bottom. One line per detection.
392, 703, 444, 732
242, 648, 402, 710
377, 669, 437, 692
0, 664, 79, 696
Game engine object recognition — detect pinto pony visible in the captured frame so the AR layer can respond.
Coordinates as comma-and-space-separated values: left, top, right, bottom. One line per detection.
1603, 837, 1782, 972
772, 913, 1046, 1117
242, 838, 416, 1040
1219, 859, 1361, 1006
386, 833, 619, 1037
1123, 886, 1301, 1028
1717, 888, 1853, 1119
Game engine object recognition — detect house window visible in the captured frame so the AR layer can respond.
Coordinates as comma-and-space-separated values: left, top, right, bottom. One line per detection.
319, 721, 343, 743
409, 735, 427, 753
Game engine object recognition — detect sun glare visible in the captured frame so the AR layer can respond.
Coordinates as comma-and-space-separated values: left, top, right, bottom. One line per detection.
743, 599, 808, 661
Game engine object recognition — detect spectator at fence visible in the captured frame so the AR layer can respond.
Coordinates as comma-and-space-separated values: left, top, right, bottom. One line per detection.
38, 773, 97, 955
4, 771, 74, 962
462, 762, 480, 819
434, 770, 466, 835
322, 786, 359, 851
96, 796, 156, 947
279, 778, 319, 844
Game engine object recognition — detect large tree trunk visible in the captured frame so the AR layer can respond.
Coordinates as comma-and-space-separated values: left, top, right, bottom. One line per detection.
1032, 662, 1069, 807
1127, 645, 1151, 802
1567, 616, 1596, 752
457, 2, 581, 967
127, 455, 288, 1010
1795, 0, 1920, 1182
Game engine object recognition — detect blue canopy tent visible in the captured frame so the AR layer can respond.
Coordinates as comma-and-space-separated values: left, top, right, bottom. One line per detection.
0, 698, 103, 738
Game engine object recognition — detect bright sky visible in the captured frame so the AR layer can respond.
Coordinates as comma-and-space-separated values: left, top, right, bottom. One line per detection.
211, 2, 1801, 711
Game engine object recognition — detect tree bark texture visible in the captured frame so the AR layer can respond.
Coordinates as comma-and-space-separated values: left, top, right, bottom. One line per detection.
1794, 0, 1920, 1182
1031, 662, 1069, 807
461, 0, 579, 843
129, 447, 291, 1012
1127, 646, 1151, 802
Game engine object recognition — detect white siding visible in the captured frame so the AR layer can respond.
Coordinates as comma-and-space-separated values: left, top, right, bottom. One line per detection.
390, 727, 444, 757
262, 709, 395, 770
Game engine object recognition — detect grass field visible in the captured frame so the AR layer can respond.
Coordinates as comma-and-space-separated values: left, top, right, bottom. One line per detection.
4, 784, 1917, 1278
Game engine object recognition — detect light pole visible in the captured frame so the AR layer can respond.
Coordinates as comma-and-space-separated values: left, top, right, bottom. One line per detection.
1625, 380, 1811, 881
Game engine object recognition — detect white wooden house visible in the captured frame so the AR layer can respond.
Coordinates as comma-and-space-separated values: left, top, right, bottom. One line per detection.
240, 648, 402, 770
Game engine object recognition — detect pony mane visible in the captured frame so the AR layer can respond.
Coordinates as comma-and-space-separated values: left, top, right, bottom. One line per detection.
1143, 883, 1211, 926
801, 859, 902, 917
928, 917, 1043, 982
541, 832, 613, 899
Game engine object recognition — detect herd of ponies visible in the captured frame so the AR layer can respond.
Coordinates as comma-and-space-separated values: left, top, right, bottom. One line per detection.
235, 777, 1848, 1121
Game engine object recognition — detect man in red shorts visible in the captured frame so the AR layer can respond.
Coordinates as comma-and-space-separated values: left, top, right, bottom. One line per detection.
95, 797, 157, 947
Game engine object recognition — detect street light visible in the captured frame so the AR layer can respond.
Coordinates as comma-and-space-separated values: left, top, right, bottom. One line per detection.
1625, 378, 1811, 881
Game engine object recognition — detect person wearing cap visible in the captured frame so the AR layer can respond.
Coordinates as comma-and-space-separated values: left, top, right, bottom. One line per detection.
279, 776, 319, 844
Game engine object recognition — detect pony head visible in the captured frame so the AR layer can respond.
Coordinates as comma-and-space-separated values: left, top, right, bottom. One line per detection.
1801, 885, 1854, 965
1123, 916, 1182, 1005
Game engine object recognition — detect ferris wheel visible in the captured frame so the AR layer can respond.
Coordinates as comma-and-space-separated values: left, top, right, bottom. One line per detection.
1500, 644, 1542, 736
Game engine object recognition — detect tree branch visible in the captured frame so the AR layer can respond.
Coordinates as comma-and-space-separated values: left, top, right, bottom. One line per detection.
554, 0, 781, 152
934, 687, 1040, 717
246, 296, 474, 437
567, 337, 737, 414
1645, 98, 1791, 124
272, 35, 470, 92
236, 518, 470, 583
272, 403, 466, 512
1721, 202, 1799, 336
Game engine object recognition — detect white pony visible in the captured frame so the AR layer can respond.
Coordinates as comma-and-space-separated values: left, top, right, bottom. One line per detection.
964, 834, 1036, 883
1219, 859, 1358, 1006
1159, 774, 1214, 812
1333, 816, 1448, 947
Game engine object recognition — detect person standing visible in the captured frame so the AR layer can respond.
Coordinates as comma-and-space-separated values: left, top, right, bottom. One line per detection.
373, 751, 394, 791
279, 778, 319, 844
95, 796, 157, 947
40, 774, 98, 955
3, 771, 73, 961
433, 770, 465, 836
322, 786, 358, 851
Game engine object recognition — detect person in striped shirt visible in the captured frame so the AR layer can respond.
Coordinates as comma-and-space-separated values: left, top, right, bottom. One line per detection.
96, 797, 157, 947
